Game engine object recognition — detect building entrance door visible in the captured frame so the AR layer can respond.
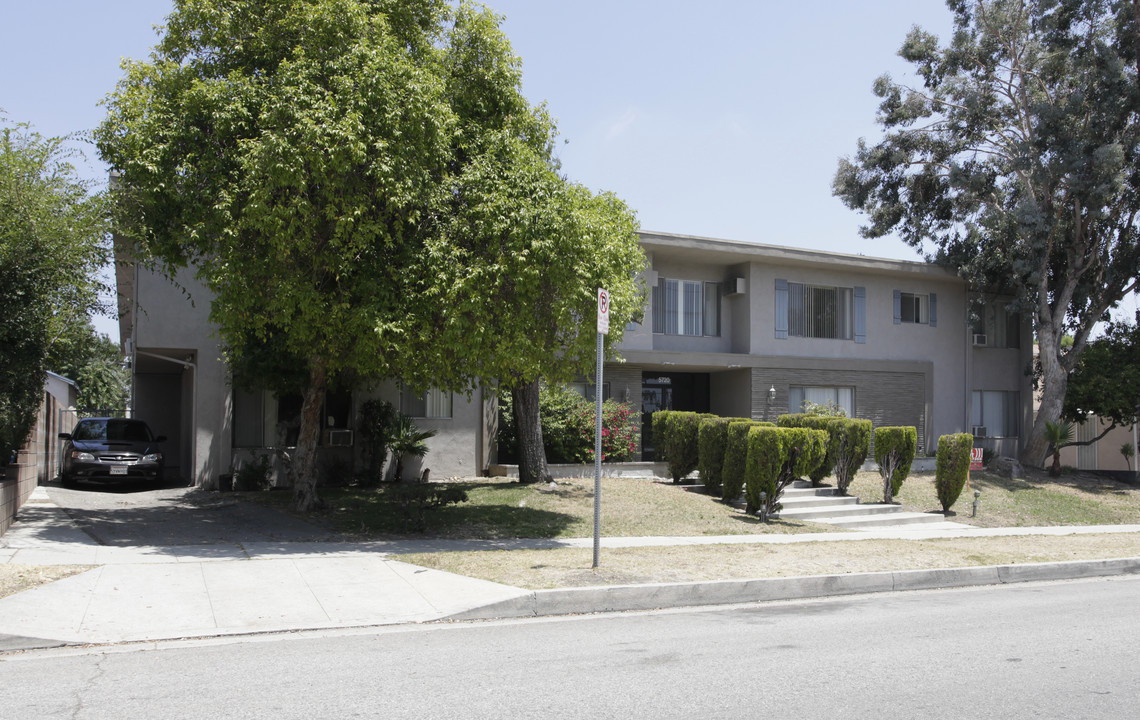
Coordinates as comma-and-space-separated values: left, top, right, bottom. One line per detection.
641, 372, 710, 460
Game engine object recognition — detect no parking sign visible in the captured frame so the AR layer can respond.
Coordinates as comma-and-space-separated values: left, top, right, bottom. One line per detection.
597, 288, 610, 335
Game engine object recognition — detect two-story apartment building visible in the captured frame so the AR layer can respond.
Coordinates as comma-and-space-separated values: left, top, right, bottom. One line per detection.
609, 232, 1033, 460
116, 230, 1033, 486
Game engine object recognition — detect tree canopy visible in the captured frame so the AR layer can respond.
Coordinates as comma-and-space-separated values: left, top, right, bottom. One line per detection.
1062, 313, 1140, 433
1, 120, 109, 463
97, 0, 644, 501
46, 319, 130, 415
834, 0, 1140, 465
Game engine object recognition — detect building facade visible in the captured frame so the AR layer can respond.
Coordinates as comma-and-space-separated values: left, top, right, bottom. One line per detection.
117, 230, 1034, 486
611, 232, 1033, 460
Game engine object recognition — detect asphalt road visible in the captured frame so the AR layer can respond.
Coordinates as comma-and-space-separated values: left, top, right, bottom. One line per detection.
42, 481, 340, 546
4, 576, 1138, 719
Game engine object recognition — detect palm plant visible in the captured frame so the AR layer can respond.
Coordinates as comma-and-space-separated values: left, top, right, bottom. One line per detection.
389, 413, 436, 483
1043, 419, 1075, 477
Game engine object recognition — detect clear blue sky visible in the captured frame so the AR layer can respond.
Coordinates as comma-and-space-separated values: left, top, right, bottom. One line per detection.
2, 1, 967, 339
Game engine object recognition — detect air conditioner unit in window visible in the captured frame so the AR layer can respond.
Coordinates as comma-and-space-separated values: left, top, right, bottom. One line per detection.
972, 334, 988, 346
325, 429, 354, 447
972, 426, 987, 438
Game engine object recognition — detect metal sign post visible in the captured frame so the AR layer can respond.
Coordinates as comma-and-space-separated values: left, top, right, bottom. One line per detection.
593, 288, 610, 569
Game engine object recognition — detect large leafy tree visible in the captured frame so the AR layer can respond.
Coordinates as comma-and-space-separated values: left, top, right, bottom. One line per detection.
834, 0, 1140, 466
400, 6, 645, 483
98, 0, 457, 510
1061, 313, 1140, 437
0, 120, 109, 463
98, 0, 643, 503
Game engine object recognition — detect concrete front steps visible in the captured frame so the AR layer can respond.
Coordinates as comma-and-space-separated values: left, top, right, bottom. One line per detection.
777, 481, 964, 530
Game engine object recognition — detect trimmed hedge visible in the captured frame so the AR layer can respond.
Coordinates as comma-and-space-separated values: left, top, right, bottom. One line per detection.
722, 420, 771, 502
777, 414, 871, 495
777, 414, 836, 485
698, 416, 749, 493
874, 426, 917, 503
935, 433, 974, 512
653, 410, 701, 482
745, 426, 827, 517
832, 418, 872, 496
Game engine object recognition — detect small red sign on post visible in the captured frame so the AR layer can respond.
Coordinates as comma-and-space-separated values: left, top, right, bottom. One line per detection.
970, 447, 984, 470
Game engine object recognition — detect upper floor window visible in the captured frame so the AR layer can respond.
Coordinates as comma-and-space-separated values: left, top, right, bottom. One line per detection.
894, 291, 936, 325
776, 280, 865, 342
789, 282, 853, 339
971, 300, 1020, 349
652, 278, 720, 337
401, 387, 452, 419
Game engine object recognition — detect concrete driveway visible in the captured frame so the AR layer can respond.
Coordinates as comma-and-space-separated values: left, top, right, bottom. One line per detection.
41, 478, 342, 546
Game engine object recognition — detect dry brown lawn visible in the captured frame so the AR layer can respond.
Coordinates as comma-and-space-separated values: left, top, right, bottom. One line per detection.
401, 532, 1140, 589
0, 565, 90, 599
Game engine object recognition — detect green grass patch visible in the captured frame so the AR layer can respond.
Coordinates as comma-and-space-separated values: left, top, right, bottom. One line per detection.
245, 476, 836, 539
847, 467, 1140, 527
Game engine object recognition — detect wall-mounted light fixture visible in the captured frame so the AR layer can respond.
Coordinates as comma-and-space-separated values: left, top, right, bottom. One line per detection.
767, 385, 777, 402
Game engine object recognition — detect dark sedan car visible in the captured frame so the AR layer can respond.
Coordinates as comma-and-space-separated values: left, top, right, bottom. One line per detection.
59, 418, 166, 486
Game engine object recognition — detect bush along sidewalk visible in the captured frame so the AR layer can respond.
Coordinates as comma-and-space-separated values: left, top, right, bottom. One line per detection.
936, 433, 974, 513
654, 410, 701, 483
721, 420, 769, 503
745, 425, 828, 519
777, 414, 838, 487
874, 426, 917, 503
698, 416, 749, 495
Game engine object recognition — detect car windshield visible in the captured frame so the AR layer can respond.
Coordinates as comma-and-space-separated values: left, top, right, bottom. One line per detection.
72, 420, 153, 442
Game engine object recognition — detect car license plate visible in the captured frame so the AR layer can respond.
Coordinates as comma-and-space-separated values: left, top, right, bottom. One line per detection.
110, 466, 128, 476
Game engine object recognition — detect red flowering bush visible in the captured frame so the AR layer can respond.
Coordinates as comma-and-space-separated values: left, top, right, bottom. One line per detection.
498, 384, 640, 464
577, 400, 641, 463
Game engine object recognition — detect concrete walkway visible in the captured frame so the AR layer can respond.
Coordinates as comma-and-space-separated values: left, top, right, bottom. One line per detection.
3, 486, 1140, 650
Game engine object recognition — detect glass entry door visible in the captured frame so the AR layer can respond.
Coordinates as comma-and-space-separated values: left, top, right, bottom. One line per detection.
641, 373, 710, 460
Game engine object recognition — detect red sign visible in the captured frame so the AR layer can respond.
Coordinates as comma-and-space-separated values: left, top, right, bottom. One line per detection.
970, 447, 984, 470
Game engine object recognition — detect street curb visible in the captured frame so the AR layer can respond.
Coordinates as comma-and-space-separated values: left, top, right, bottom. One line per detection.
444, 556, 1140, 621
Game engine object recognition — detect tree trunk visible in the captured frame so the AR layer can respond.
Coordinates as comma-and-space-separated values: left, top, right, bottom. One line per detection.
291, 362, 328, 512
512, 377, 550, 483
1021, 341, 1069, 468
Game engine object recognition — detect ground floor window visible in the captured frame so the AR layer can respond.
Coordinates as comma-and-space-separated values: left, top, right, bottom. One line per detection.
971, 391, 1019, 438
401, 387, 452, 419
568, 381, 611, 402
788, 386, 854, 417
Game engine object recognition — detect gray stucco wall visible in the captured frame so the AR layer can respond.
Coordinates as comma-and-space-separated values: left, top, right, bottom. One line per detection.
132, 266, 230, 487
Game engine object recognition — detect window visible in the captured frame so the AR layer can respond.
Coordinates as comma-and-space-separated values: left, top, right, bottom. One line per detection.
971, 300, 1021, 348
788, 386, 854, 417
895, 291, 936, 325
233, 388, 302, 447
788, 283, 853, 339
401, 387, 452, 419
652, 278, 720, 336
569, 381, 611, 402
971, 391, 1019, 437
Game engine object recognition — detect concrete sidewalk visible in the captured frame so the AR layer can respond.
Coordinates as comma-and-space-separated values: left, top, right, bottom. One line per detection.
3, 486, 1140, 650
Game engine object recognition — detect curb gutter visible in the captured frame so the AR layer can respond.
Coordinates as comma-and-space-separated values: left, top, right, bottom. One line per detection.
445, 556, 1140, 621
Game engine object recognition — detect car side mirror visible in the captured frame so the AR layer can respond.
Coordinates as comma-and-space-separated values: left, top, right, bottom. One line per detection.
155, 435, 167, 442
58, 433, 72, 440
